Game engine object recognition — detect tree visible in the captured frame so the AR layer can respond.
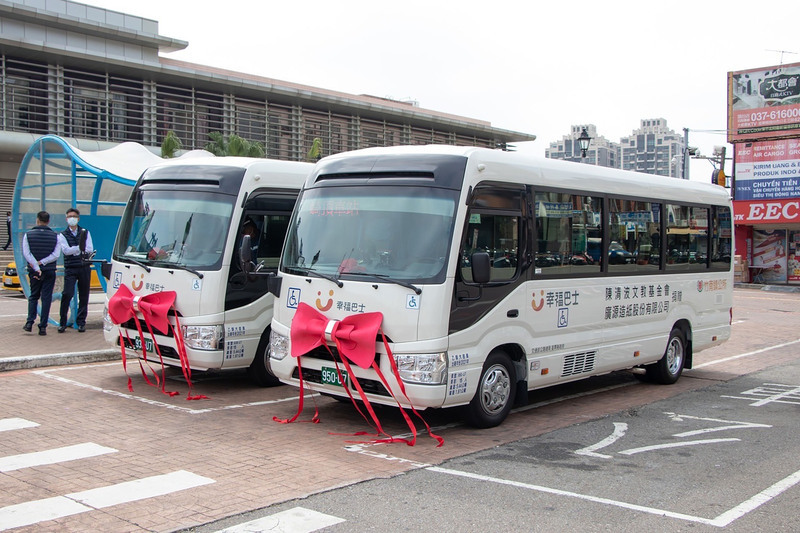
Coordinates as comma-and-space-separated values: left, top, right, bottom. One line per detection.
160, 130, 182, 158
306, 137, 323, 162
205, 132, 265, 158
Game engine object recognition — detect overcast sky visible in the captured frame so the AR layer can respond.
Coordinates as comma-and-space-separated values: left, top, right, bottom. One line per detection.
81, 0, 800, 183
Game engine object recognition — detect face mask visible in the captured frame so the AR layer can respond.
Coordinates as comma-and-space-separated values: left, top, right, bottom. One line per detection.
67, 217, 78, 227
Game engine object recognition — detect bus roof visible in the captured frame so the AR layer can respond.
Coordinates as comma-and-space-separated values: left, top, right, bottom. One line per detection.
317, 145, 730, 206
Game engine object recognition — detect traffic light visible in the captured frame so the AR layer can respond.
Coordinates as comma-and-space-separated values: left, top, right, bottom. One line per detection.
712, 169, 727, 187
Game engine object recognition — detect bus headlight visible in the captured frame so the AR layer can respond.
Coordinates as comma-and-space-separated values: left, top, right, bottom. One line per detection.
103, 305, 114, 332
181, 325, 224, 351
394, 353, 447, 385
270, 331, 289, 361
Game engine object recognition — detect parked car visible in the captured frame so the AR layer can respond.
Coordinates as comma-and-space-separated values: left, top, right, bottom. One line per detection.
2, 261, 103, 292
2, 262, 21, 291
608, 242, 635, 264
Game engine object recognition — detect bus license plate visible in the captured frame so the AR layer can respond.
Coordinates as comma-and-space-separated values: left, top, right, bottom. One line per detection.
133, 336, 154, 352
321, 366, 347, 387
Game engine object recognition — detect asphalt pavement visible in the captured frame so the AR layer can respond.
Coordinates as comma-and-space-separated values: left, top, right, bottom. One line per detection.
0, 289, 119, 371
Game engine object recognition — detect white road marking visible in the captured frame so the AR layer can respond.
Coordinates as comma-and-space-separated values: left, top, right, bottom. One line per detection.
0, 443, 117, 472
0, 470, 215, 531
722, 383, 800, 406
34, 366, 304, 414
214, 506, 345, 533
575, 422, 628, 458
429, 465, 800, 528
617, 438, 740, 455
692, 338, 800, 369
0, 418, 38, 432
665, 413, 771, 437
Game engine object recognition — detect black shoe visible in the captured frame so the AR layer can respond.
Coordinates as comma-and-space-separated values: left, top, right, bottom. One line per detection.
23, 323, 32, 332
78, 325, 86, 332
58, 326, 67, 333
38, 328, 47, 336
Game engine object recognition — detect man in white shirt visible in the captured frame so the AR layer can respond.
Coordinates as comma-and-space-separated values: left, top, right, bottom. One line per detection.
22, 211, 60, 335
57, 208, 94, 332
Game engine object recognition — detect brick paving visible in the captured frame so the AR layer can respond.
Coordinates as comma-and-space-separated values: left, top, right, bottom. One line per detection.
1, 286, 799, 531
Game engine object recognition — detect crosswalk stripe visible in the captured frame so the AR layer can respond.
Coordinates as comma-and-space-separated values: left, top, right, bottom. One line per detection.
67, 469, 215, 508
0, 496, 90, 531
0, 443, 117, 472
0, 418, 39, 432
0, 470, 215, 531
215, 506, 346, 533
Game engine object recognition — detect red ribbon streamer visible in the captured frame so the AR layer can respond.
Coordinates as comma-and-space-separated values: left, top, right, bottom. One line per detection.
277, 302, 443, 446
108, 285, 207, 400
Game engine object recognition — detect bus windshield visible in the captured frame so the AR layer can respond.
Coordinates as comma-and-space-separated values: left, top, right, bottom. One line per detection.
114, 189, 236, 271
283, 185, 458, 283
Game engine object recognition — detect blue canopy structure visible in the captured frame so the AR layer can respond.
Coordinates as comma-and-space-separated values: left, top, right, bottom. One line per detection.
11, 135, 210, 325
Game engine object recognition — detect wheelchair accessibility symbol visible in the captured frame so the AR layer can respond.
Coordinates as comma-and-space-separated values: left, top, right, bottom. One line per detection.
557, 307, 569, 328
287, 287, 301, 309
406, 294, 420, 310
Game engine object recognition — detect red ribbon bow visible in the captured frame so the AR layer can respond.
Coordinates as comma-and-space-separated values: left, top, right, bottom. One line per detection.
108, 285, 206, 400
276, 302, 442, 447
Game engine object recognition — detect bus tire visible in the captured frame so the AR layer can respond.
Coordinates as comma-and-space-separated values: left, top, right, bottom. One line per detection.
248, 329, 281, 387
646, 327, 686, 384
463, 350, 516, 428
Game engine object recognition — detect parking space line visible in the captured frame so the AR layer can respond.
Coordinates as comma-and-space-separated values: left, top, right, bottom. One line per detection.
0, 418, 38, 432
427, 466, 718, 526
0, 443, 117, 472
428, 465, 800, 528
692, 338, 800, 369
34, 366, 303, 414
214, 506, 345, 533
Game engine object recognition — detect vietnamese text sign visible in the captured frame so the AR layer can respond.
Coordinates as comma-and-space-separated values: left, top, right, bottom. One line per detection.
734, 139, 800, 201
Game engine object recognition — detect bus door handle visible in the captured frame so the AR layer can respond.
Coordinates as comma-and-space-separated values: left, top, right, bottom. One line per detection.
507, 309, 519, 318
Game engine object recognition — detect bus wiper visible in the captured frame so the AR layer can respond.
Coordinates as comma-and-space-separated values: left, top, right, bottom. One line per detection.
345, 272, 422, 295
304, 267, 343, 287
167, 263, 204, 279
119, 255, 151, 273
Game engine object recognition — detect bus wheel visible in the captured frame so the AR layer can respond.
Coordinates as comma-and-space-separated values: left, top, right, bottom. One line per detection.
646, 327, 686, 384
464, 350, 516, 428
248, 330, 281, 387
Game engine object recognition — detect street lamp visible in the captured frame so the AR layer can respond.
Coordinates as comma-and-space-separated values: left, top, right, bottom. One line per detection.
578, 127, 592, 161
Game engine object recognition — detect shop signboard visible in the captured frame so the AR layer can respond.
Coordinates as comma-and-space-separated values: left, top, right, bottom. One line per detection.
728, 62, 800, 143
734, 139, 800, 201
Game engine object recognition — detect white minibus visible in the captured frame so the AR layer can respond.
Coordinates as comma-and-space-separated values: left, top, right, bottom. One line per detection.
104, 157, 312, 385
268, 146, 733, 427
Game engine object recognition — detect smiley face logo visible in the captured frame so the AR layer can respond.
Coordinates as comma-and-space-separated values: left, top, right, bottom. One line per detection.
316, 289, 334, 311
131, 273, 144, 291
531, 290, 545, 311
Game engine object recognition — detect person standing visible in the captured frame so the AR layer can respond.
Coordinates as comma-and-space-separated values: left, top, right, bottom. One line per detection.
22, 211, 59, 335
58, 208, 93, 333
3, 211, 11, 250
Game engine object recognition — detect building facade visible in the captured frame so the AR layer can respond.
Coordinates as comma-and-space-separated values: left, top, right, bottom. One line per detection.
547, 119, 685, 178
0, 0, 535, 237
545, 124, 619, 167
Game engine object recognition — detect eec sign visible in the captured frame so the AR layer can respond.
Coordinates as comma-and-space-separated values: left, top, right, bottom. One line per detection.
734, 199, 800, 224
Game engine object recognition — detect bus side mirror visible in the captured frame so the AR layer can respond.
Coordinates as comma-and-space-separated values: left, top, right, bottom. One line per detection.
268, 274, 282, 297
471, 252, 491, 284
240, 234, 253, 274
100, 260, 112, 280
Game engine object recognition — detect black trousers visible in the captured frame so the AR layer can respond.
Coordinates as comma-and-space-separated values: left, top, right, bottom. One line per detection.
60, 265, 91, 327
27, 269, 56, 329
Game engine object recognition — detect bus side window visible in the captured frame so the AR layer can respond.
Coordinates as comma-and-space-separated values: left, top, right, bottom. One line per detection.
460, 212, 520, 282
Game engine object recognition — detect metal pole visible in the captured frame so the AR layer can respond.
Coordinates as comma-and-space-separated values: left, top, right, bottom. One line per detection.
683, 128, 690, 180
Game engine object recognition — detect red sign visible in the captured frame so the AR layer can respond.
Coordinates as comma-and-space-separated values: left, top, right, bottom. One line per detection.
733, 199, 800, 224
728, 62, 800, 143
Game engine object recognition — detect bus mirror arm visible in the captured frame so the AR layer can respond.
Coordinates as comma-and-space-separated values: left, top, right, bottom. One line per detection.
459, 252, 491, 302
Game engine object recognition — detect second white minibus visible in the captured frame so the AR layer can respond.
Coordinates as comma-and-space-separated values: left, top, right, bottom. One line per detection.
268, 146, 733, 427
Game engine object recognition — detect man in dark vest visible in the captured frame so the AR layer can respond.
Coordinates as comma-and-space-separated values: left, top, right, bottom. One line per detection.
22, 211, 59, 335
58, 208, 94, 333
